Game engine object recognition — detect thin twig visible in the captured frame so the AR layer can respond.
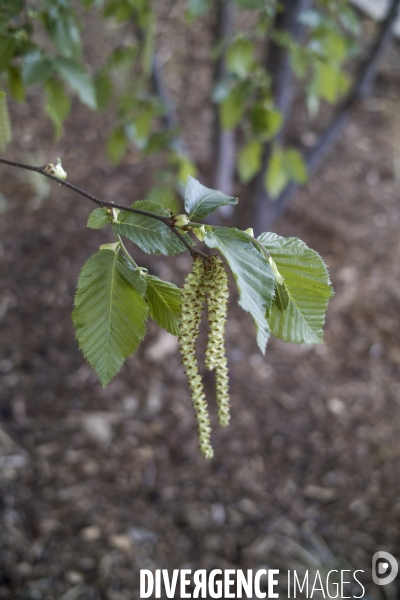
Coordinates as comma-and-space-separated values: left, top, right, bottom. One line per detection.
0, 156, 203, 257
168, 225, 208, 258
0, 157, 170, 221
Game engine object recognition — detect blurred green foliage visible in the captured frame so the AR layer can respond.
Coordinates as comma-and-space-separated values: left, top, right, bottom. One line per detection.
0, 0, 360, 203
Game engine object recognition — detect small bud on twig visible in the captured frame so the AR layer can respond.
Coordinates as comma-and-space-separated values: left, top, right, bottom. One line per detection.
44, 157, 67, 184
172, 214, 189, 228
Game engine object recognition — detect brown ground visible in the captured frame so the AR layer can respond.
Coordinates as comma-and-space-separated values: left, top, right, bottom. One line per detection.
1, 22, 400, 600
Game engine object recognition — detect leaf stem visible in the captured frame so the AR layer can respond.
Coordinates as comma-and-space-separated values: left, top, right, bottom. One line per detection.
169, 224, 208, 258
187, 221, 219, 228
116, 234, 139, 269
0, 156, 206, 258
246, 235, 271, 260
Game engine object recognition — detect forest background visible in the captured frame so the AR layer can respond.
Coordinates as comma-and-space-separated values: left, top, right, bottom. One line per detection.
0, 1, 400, 598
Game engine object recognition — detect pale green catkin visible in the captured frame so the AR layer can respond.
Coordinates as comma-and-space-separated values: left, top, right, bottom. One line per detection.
204, 255, 230, 427
215, 362, 230, 427
0, 93, 11, 152
179, 257, 213, 459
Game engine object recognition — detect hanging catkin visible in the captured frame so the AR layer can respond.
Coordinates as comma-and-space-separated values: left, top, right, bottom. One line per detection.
178, 257, 213, 458
204, 255, 230, 427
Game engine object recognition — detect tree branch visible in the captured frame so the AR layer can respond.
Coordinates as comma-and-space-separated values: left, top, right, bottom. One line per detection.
253, 0, 400, 232
0, 157, 205, 258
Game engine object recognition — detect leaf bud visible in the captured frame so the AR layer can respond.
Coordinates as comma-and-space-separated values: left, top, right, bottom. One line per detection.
99, 242, 120, 252
193, 225, 206, 241
173, 214, 189, 227
44, 157, 67, 182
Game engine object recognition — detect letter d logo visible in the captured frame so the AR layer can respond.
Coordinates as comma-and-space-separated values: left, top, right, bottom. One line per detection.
372, 551, 398, 586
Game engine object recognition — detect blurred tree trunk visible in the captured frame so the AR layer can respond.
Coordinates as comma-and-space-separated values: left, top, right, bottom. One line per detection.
241, 0, 308, 231
213, 0, 236, 198
248, 0, 400, 234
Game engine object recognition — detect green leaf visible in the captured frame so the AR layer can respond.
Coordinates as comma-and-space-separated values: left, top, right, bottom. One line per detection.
238, 140, 262, 183
145, 275, 181, 336
0, 36, 16, 73
187, 0, 212, 17
219, 86, 245, 130
299, 9, 322, 28
310, 61, 345, 103
322, 31, 347, 64
103, 0, 132, 22
54, 56, 97, 109
339, 6, 361, 36
283, 148, 307, 184
22, 50, 54, 85
267, 109, 284, 138
107, 127, 128, 164
45, 79, 71, 140
42, 7, 81, 59
265, 147, 307, 198
290, 47, 309, 78
143, 131, 170, 155
271, 29, 293, 49
147, 186, 180, 213
0, 0, 24, 18
72, 250, 148, 387
250, 104, 283, 141
128, 106, 154, 148
95, 72, 113, 110
141, 11, 155, 77
265, 148, 288, 199
258, 232, 334, 344
113, 200, 189, 256
87, 208, 110, 229
204, 227, 274, 353
108, 45, 137, 69
7, 65, 25, 101
184, 176, 238, 222
0, 92, 11, 151
175, 154, 197, 186
233, 0, 262, 8
226, 38, 254, 79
